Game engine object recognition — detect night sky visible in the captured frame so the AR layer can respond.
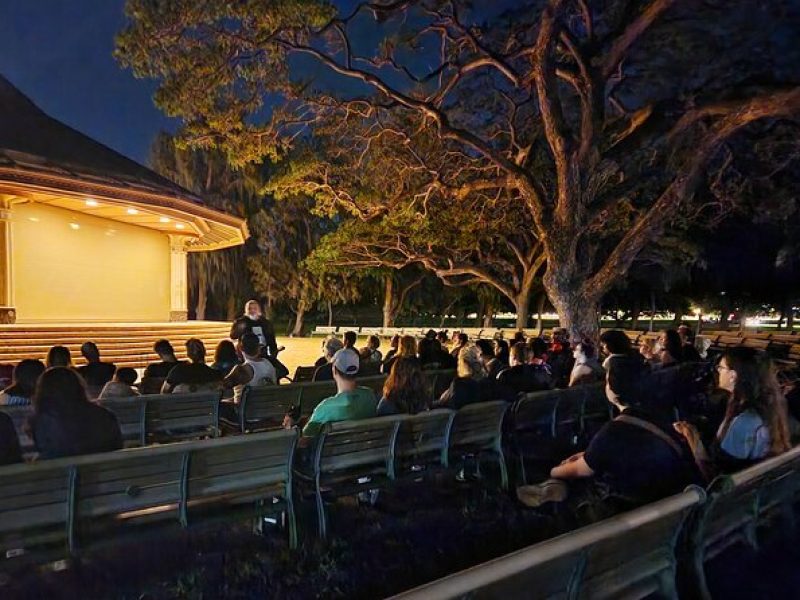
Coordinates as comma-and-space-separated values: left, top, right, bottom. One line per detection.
0, 0, 177, 165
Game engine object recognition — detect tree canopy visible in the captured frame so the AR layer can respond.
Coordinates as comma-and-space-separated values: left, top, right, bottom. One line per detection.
118, 0, 800, 338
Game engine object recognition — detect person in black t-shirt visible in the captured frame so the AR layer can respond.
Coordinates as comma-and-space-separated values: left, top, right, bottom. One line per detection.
162, 338, 223, 394
77, 342, 116, 396
230, 300, 279, 356
497, 343, 553, 395
144, 339, 185, 379
547, 355, 702, 510
31, 367, 122, 460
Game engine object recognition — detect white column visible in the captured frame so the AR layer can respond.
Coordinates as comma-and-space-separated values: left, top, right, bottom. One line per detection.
0, 196, 16, 323
169, 235, 189, 321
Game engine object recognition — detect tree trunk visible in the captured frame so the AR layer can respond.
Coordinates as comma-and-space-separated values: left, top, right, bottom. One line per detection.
291, 307, 306, 337
327, 301, 333, 327
514, 289, 532, 330
788, 300, 795, 331
536, 293, 547, 335
543, 262, 600, 342
382, 275, 397, 329
481, 299, 495, 328
631, 297, 641, 331
738, 310, 748, 333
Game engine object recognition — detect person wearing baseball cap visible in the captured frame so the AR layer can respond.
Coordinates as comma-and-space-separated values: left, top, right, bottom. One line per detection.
284, 349, 378, 440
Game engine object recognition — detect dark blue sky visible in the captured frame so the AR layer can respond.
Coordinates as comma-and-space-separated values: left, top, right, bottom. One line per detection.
0, 0, 176, 164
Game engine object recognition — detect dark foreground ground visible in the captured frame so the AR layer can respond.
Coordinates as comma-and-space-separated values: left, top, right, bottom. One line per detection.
4, 473, 800, 599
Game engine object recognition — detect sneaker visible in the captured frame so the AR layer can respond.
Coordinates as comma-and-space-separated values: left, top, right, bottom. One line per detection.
516, 479, 569, 508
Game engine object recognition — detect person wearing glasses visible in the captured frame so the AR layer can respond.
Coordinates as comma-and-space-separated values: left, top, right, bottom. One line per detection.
674, 347, 791, 478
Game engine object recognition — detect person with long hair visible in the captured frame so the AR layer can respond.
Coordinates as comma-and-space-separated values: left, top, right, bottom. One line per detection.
377, 357, 431, 416
0, 359, 45, 406
31, 367, 122, 459
383, 335, 418, 374
230, 299, 288, 380
46, 345, 72, 368
675, 347, 791, 476
435, 345, 493, 409
569, 340, 604, 387
211, 339, 240, 375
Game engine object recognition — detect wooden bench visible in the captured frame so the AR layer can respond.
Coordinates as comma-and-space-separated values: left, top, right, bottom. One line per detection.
311, 326, 337, 337
101, 391, 222, 447
396, 409, 456, 477
687, 445, 800, 599
237, 385, 299, 433
0, 430, 298, 568
389, 486, 705, 600
292, 365, 317, 383
294, 415, 404, 540
448, 400, 510, 490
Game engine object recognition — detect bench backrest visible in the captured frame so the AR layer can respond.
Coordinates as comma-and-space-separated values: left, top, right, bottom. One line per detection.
694, 445, 800, 560
513, 389, 562, 438
186, 430, 297, 510
449, 400, 509, 453
315, 416, 404, 478
0, 430, 297, 560
100, 397, 146, 446
238, 385, 300, 432
396, 409, 455, 469
389, 487, 705, 600
143, 391, 222, 443
292, 366, 317, 383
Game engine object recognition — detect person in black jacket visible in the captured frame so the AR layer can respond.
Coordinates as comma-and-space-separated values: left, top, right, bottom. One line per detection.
0, 412, 22, 465
230, 300, 288, 380
31, 367, 122, 460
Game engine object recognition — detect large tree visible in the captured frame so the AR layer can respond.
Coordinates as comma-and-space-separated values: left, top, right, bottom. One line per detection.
118, 0, 800, 339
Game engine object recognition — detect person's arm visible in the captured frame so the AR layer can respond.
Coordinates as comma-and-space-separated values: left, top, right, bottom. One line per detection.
161, 365, 180, 394
550, 452, 594, 479
223, 364, 247, 389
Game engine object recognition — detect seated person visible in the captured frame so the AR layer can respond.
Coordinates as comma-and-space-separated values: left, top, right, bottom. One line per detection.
497, 343, 553, 394
599, 329, 637, 369
0, 359, 45, 406
675, 347, 791, 478
142, 340, 185, 386
77, 342, 117, 397
211, 339, 240, 374
377, 357, 430, 416
544, 356, 702, 514
359, 335, 383, 364
46, 345, 73, 368
569, 341, 604, 387
224, 333, 277, 404
284, 349, 378, 443
547, 329, 574, 388
477, 339, 502, 380
162, 338, 223, 394
383, 335, 418, 374
450, 332, 469, 358
654, 329, 684, 367
313, 336, 345, 382
435, 345, 496, 410
677, 324, 702, 362
98, 368, 140, 400
342, 330, 358, 351
527, 337, 551, 368
493, 339, 510, 373
31, 367, 123, 459
383, 335, 400, 365
0, 412, 22, 465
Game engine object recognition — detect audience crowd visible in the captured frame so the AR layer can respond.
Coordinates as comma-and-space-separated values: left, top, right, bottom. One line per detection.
1, 313, 798, 524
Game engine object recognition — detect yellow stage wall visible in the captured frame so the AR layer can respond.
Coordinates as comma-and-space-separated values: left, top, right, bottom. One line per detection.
11, 202, 170, 322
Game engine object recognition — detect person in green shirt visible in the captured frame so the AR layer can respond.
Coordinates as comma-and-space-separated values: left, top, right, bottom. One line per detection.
284, 348, 378, 442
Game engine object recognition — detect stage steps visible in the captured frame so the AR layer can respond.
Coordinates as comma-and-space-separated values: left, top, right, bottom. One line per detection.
0, 322, 232, 369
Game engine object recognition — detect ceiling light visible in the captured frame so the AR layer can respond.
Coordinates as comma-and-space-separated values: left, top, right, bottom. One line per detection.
85, 199, 99, 207
28, 217, 40, 222
69, 222, 80, 230
126, 208, 139, 215
159, 216, 170, 223
175, 223, 185, 230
